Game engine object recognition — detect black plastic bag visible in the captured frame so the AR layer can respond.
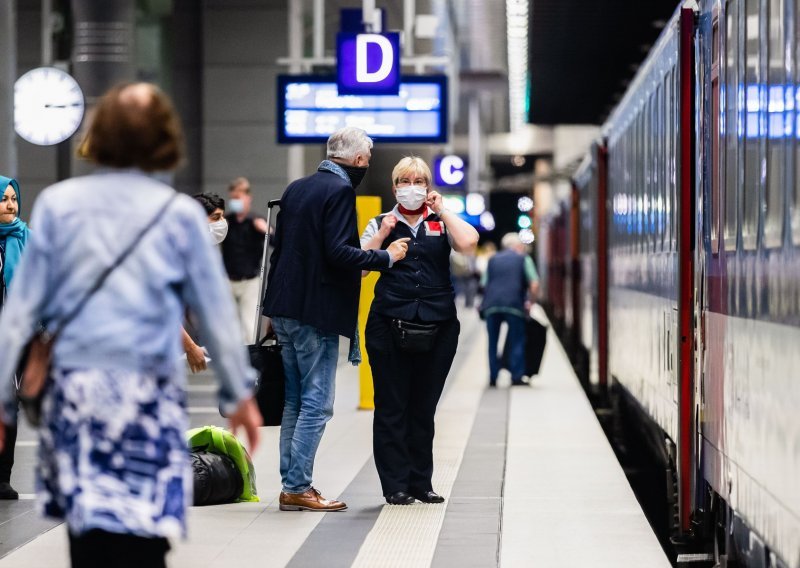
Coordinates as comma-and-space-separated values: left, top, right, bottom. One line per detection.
191, 449, 244, 506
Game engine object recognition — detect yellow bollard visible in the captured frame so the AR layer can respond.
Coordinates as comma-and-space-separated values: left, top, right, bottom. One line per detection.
356, 196, 382, 410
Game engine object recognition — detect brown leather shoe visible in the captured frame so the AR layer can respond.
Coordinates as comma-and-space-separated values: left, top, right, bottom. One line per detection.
279, 487, 347, 512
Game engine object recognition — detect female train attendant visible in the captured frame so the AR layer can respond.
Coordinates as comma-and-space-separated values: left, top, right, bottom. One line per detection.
361, 157, 479, 505
0, 176, 28, 500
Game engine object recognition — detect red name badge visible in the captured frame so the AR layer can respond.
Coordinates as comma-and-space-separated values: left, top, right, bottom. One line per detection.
425, 221, 444, 236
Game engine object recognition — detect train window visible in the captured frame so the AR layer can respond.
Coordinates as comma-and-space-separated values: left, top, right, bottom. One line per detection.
711, 9, 722, 255
657, 83, 665, 253
742, 0, 761, 250
724, 0, 739, 248
764, 0, 785, 248
664, 71, 672, 251
794, 0, 800, 245
640, 107, 647, 253
642, 93, 655, 252
672, 66, 680, 252
635, 116, 640, 253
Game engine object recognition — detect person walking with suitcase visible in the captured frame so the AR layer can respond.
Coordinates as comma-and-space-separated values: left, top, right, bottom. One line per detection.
0, 83, 262, 568
263, 127, 410, 512
481, 232, 540, 387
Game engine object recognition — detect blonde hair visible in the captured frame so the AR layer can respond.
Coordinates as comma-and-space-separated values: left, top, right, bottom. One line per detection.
391, 156, 432, 188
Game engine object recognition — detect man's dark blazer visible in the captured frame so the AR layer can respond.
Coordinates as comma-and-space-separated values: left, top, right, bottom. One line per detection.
263, 164, 391, 339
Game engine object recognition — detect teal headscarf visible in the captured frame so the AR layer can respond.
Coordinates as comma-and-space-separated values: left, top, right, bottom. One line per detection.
0, 176, 29, 288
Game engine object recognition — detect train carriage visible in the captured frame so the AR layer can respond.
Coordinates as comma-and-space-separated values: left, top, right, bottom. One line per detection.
557, 2, 800, 565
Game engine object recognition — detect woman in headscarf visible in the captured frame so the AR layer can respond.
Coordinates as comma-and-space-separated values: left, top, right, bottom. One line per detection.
0, 175, 29, 500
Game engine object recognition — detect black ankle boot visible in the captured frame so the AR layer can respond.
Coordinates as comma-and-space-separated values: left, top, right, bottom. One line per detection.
0, 481, 19, 500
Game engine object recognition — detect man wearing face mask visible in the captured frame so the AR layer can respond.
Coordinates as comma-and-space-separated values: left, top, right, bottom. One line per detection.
221, 177, 268, 343
182, 193, 229, 373
263, 127, 410, 512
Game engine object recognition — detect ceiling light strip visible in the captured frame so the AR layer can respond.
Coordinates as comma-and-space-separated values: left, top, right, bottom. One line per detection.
506, 0, 529, 132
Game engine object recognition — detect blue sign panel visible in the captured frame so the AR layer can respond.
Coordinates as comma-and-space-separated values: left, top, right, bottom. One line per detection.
337, 32, 400, 95
433, 155, 467, 187
276, 75, 448, 144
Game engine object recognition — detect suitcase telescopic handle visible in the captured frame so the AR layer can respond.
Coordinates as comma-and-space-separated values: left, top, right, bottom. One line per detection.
252, 199, 280, 343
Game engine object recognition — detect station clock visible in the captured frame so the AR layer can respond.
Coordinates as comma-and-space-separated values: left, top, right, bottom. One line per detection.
14, 67, 85, 146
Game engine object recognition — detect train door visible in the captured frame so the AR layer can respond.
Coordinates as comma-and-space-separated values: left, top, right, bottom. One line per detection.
677, 6, 698, 534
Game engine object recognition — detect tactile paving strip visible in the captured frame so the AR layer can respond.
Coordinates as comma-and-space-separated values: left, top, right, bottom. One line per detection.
351, 331, 487, 568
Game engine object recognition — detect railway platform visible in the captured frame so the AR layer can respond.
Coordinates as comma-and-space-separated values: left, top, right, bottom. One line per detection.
0, 308, 670, 567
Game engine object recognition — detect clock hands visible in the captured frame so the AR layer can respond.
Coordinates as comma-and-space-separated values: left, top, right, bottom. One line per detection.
44, 103, 83, 108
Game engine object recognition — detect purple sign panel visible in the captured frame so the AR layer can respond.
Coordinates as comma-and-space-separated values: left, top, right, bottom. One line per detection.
337, 32, 400, 95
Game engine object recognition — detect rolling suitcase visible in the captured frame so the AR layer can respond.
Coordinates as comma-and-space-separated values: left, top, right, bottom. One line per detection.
500, 315, 548, 377
524, 317, 547, 376
248, 199, 285, 426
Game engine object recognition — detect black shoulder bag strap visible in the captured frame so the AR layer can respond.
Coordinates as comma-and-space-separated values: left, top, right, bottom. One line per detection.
48, 191, 180, 341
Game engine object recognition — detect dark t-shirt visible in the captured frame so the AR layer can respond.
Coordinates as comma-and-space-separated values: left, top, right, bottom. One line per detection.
221, 214, 265, 281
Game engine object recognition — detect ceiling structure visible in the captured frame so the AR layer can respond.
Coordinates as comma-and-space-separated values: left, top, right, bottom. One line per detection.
528, 0, 679, 125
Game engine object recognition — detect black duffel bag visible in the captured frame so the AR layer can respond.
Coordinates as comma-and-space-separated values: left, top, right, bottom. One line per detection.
191, 449, 244, 506
248, 336, 285, 426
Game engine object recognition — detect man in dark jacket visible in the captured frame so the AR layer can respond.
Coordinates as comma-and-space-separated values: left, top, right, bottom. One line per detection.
481, 232, 540, 386
263, 127, 409, 512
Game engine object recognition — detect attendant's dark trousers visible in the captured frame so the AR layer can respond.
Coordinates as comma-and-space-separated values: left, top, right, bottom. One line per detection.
365, 312, 460, 496
69, 530, 170, 568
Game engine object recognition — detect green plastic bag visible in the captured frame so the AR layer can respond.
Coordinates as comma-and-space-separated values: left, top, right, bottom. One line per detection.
187, 426, 259, 502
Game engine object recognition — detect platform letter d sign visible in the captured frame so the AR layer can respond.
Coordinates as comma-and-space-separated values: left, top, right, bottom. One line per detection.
337, 31, 400, 95
356, 34, 394, 83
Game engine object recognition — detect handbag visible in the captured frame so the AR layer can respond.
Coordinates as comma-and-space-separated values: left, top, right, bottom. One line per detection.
390, 319, 440, 353
17, 193, 178, 427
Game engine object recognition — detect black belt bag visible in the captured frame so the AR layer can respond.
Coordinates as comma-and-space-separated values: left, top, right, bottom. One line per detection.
390, 319, 440, 352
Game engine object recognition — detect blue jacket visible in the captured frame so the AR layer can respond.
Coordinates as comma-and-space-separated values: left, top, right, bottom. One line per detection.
263, 161, 391, 338
0, 169, 256, 422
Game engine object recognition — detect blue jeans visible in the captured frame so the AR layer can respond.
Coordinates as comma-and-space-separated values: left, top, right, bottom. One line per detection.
272, 317, 340, 494
486, 312, 526, 384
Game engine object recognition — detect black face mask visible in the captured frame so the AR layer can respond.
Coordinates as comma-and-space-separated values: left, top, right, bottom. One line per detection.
340, 164, 369, 189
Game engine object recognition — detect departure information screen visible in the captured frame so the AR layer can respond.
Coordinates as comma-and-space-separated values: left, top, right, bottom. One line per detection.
277, 75, 448, 144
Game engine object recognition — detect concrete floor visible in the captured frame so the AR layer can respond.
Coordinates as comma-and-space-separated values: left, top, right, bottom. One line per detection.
0, 308, 670, 567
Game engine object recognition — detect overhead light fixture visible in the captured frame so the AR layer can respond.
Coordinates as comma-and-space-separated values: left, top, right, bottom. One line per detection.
466, 193, 486, 216
480, 211, 496, 230
506, 0, 529, 132
519, 228, 534, 244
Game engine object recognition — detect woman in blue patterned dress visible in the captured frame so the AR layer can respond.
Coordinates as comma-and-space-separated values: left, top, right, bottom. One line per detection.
0, 83, 262, 568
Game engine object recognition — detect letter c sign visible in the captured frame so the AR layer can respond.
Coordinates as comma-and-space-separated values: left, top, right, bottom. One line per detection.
434, 155, 467, 187
337, 32, 400, 95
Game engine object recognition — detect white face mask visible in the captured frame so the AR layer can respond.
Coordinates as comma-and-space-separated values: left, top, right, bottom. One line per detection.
209, 219, 228, 244
396, 185, 427, 210
228, 198, 245, 214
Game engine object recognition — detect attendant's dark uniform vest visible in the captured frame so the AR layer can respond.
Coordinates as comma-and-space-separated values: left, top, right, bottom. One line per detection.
371, 213, 456, 322
481, 250, 528, 312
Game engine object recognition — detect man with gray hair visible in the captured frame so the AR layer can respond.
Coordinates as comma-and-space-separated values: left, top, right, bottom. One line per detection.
263, 126, 410, 512
480, 232, 540, 386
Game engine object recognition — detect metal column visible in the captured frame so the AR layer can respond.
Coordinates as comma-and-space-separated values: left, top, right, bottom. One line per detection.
70, 0, 136, 175
286, 0, 305, 184
0, 0, 17, 177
